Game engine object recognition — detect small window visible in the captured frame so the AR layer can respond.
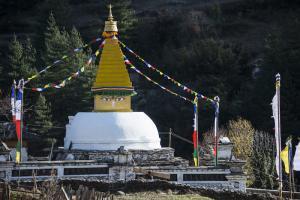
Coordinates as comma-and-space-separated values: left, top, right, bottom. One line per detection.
183, 174, 227, 181
170, 174, 177, 181
12, 169, 56, 177
64, 167, 109, 175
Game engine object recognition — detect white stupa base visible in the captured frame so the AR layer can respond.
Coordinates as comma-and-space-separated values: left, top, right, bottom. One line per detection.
64, 112, 161, 151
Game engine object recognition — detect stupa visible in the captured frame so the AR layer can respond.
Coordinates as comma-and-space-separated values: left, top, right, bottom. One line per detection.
64, 5, 161, 151
0, 6, 246, 192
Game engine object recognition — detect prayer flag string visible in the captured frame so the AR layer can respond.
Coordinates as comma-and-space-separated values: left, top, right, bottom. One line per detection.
26, 40, 105, 92
124, 56, 194, 104
119, 40, 214, 103
24, 37, 102, 85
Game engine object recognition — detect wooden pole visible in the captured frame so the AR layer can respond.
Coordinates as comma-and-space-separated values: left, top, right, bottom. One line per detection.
195, 97, 199, 167
20, 79, 24, 163
276, 73, 283, 199
214, 96, 220, 167
289, 139, 293, 199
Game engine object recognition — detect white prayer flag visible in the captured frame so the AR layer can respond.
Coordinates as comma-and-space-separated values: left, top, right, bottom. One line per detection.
293, 142, 300, 171
272, 94, 280, 176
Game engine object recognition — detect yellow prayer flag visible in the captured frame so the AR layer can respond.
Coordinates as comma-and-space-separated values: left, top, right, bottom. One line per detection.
280, 145, 290, 174
193, 158, 198, 167
16, 151, 20, 164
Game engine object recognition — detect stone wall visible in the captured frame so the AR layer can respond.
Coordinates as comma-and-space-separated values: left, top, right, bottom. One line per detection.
54, 147, 189, 167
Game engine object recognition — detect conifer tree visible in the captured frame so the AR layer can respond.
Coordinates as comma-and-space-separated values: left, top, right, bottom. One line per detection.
43, 12, 70, 82
67, 27, 95, 111
5, 35, 37, 89
42, 13, 94, 125
44, 0, 71, 28
29, 94, 53, 135
7, 35, 24, 82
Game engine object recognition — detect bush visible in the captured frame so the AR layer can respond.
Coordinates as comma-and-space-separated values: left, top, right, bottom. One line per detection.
227, 117, 255, 160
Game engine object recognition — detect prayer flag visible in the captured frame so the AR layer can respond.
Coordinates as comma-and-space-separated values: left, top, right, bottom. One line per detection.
272, 94, 280, 176
280, 143, 290, 174
193, 104, 198, 167
15, 88, 23, 163
15, 89, 22, 140
11, 85, 16, 123
293, 142, 300, 171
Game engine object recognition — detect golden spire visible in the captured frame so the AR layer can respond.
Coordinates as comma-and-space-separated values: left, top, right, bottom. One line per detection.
107, 4, 114, 21
103, 4, 118, 37
92, 5, 134, 112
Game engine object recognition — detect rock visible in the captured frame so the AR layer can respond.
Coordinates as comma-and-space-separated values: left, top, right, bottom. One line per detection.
166, 189, 172, 195
156, 190, 166, 195
116, 190, 125, 195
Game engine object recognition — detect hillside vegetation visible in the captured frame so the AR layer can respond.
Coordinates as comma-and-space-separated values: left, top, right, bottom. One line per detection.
0, 0, 299, 188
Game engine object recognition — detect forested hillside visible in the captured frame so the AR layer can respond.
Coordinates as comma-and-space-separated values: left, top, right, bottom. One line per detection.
0, 0, 299, 162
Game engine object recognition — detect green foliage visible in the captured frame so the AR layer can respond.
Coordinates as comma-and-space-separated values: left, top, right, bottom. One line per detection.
4, 35, 37, 90
0, 1, 299, 170
44, 0, 71, 28
243, 14, 300, 139
42, 13, 95, 125
28, 94, 53, 135
248, 131, 276, 189
208, 3, 223, 25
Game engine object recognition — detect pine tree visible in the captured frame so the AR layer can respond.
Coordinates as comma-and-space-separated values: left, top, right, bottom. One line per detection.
29, 94, 53, 135
248, 131, 276, 189
23, 38, 37, 73
4, 35, 37, 90
44, 0, 71, 28
67, 27, 95, 111
43, 12, 70, 80
7, 35, 24, 82
43, 14, 95, 125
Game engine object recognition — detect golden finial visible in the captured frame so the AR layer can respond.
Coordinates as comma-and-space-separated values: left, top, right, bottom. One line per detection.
103, 4, 118, 37
108, 4, 114, 21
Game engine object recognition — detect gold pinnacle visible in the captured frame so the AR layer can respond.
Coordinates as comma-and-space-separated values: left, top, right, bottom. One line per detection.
108, 4, 113, 21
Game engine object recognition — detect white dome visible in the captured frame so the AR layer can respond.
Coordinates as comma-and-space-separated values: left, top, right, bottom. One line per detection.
64, 112, 161, 150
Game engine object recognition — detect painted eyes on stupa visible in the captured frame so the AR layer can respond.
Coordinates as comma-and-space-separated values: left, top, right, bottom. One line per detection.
115, 97, 125, 102
100, 96, 125, 102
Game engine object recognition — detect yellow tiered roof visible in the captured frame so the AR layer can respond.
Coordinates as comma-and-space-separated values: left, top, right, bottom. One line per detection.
92, 4, 133, 92
92, 38, 133, 91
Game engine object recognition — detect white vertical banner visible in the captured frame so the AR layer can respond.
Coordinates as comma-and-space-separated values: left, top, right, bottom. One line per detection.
272, 94, 280, 175
293, 142, 300, 171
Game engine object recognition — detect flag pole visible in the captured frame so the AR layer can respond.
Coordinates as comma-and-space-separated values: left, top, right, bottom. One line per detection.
288, 139, 293, 199
195, 97, 200, 167
20, 79, 24, 163
13, 80, 17, 123
214, 96, 220, 166
276, 73, 283, 199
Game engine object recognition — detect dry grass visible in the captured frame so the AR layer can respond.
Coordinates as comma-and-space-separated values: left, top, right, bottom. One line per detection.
115, 192, 213, 200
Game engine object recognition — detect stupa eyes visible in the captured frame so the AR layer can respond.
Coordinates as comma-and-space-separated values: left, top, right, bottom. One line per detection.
115, 97, 124, 102
100, 96, 125, 102
101, 97, 111, 101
